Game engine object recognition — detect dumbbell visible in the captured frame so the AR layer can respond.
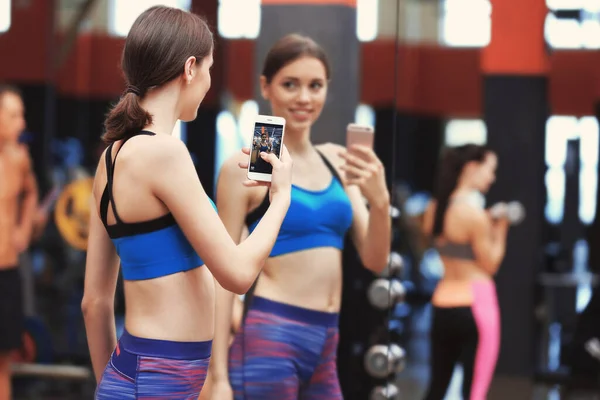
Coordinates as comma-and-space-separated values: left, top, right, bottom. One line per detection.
370, 383, 401, 400
465, 190, 486, 209
364, 343, 406, 378
489, 201, 525, 225
367, 279, 406, 310
380, 252, 403, 278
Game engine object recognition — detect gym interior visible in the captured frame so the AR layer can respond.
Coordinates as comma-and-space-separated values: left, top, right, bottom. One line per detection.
0, 0, 599, 399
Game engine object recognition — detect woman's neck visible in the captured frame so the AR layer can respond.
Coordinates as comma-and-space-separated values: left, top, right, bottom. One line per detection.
454, 185, 479, 196
139, 86, 180, 136
454, 176, 480, 195
284, 127, 313, 157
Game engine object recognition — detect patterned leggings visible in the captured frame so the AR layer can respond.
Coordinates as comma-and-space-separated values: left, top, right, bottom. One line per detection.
229, 296, 343, 400
95, 330, 211, 399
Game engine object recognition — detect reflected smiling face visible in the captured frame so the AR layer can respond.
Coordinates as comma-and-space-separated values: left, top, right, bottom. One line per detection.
260, 56, 328, 134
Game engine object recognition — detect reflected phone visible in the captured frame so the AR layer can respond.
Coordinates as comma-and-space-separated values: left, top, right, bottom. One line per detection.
345, 123, 375, 179
247, 115, 287, 183
346, 123, 375, 151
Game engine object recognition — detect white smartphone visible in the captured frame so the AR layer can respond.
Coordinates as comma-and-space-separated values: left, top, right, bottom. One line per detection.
247, 115, 287, 183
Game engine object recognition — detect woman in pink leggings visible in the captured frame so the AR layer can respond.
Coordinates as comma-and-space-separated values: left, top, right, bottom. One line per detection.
421, 144, 510, 400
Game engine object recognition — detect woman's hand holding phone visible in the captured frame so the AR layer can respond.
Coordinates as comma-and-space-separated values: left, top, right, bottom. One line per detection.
339, 145, 388, 207
237, 145, 293, 203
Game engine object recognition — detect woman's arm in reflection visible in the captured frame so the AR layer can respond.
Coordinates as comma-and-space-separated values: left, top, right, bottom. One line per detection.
321, 143, 392, 274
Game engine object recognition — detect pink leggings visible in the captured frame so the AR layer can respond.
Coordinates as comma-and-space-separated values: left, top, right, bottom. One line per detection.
423, 280, 500, 400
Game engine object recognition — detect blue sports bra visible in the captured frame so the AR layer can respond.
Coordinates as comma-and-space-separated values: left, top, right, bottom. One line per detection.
245, 150, 353, 257
99, 131, 215, 281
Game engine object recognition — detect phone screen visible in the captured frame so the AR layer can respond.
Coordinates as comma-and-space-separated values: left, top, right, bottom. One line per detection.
249, 122, 284, 175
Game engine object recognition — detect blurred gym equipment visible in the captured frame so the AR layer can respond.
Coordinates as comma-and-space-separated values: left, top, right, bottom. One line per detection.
364, 343, 407, 379
368, 279, 407, 310
12, 363, 91, 380
370, 382, 401, 400
489, 201, 526, 225
54, 176, 93, 251
380, 252, 404, 278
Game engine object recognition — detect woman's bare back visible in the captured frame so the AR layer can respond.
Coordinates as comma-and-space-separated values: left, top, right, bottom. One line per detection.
425, 196, 493, 307
94, 135, 215, 341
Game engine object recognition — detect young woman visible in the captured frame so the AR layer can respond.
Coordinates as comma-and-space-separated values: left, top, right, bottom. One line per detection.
421, 144, 509, 400
82, 6, 293, 399
206, 34, 391, 400
253, 129, 272, 171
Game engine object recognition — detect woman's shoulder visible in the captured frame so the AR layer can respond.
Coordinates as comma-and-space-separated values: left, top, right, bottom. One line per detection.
315, 142, 345, 168
316, 142, 345, 153
127, 134, 190, 167
105, 134, 192, 185
92, 134, 185, 184
447, 197, 488, 226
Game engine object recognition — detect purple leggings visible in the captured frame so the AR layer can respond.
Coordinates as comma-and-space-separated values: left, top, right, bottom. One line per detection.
95, 330, 211, 399
229, 296, 343, 400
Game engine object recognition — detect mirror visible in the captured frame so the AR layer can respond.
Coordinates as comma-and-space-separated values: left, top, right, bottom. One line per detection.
209, 1, 402, 399
212, 1, 399, 399
0, 0, 400, 398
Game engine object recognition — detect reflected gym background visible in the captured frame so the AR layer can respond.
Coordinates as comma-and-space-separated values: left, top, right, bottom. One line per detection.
1, 0, 600, 399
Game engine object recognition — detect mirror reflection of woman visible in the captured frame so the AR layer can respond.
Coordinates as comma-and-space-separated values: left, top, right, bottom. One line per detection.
259, 132, 271, 153
254, 130, 273, 172
204, 34, 392, 400
421, 144, 509, 400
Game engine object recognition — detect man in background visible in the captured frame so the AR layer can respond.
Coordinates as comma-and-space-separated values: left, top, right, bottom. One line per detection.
0, 84, 38, 400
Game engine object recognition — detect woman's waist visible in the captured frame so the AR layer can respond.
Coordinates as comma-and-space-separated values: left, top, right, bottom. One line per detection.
441, 258, 490, 280
124, 304, 214, 343
263, 247, 343, 272
116, 328, 212, 360
432, 277, 497, 307
123, 273, 215, 342
254, 276, 342, 314
259, 252, 342, 310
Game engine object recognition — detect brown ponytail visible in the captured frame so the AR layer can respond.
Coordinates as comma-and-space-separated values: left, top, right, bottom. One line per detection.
103, 91, 153, 144
101, 5, 214, 144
